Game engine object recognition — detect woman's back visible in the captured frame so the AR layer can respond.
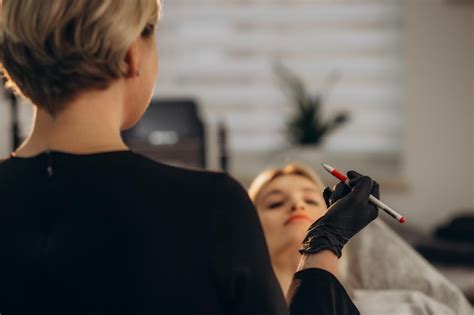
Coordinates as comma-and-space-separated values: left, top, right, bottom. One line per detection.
0, 151, 287, 314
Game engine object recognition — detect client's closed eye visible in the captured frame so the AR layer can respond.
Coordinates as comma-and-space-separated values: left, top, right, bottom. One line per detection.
267, 201, 285, 209
305, 199, 320, 206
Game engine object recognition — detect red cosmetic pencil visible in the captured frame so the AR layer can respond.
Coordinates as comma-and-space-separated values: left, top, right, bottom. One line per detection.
321, 163, 406, 224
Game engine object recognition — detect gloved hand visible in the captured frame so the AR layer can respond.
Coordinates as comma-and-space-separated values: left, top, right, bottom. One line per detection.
299, 171, 379, 258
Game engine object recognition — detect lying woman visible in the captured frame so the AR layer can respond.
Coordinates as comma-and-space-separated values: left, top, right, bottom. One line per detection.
249, 163, 472, 315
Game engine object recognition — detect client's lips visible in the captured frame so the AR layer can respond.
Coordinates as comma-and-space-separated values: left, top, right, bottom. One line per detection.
285, 214, 313, 225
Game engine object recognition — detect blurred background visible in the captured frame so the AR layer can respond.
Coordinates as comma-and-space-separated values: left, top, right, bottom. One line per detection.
1, 0, 473, 303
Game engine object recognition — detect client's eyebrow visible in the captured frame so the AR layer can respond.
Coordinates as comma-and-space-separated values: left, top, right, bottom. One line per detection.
262, 187, 319, 200
302, 187, 319, 194
261, 189, 285, 200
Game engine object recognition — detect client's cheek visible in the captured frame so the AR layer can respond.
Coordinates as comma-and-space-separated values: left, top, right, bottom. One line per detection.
260, 216, 280, 234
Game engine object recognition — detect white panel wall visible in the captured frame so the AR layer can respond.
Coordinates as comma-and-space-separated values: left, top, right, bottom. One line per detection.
155, 0, 401, 153
0, 91, 9, 159
381, 0, 474, 232
0, 93, 33, 159
472, 14, 474, 208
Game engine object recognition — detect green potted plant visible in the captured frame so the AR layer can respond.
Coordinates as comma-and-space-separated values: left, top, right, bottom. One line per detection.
274, 63, 349, 147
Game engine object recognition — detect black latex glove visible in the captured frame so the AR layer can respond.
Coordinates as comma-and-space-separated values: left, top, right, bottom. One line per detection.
299, 171, 379, 258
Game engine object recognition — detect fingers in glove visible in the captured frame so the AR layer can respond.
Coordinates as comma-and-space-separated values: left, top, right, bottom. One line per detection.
331, 181, 351, 203
347, 170, 363, 180
369, 204, 379, 221
348, 171, 380, 200
349, 176, 373, 203
371, 180, 380, 199
349, 175, 379, 220
323, 187, 333, 208
348, 171, 369, 187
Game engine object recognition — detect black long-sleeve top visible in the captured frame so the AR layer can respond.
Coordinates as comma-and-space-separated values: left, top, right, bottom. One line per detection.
0, 150, 358, 315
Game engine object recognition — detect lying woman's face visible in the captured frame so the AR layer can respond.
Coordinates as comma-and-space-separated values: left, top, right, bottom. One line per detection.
255, 175, 328, 255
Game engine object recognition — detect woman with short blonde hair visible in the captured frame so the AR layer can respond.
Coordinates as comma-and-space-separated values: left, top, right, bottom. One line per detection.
0, 1, 378, 314
2, 0, 160, 115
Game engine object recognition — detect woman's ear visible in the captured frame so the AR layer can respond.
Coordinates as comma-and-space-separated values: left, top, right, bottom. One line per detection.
124, 40, 140, 78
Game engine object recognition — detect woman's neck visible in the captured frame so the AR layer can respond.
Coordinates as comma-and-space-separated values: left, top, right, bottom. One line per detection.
14, 86, 129, 157
271, 247, 302, 295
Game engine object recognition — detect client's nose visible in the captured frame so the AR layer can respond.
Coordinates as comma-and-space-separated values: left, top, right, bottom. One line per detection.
290, 202, 306, 212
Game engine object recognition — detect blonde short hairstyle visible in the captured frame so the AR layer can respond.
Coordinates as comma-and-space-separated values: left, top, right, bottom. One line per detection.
0, 0, 161, 115
248, 163, 325, 204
